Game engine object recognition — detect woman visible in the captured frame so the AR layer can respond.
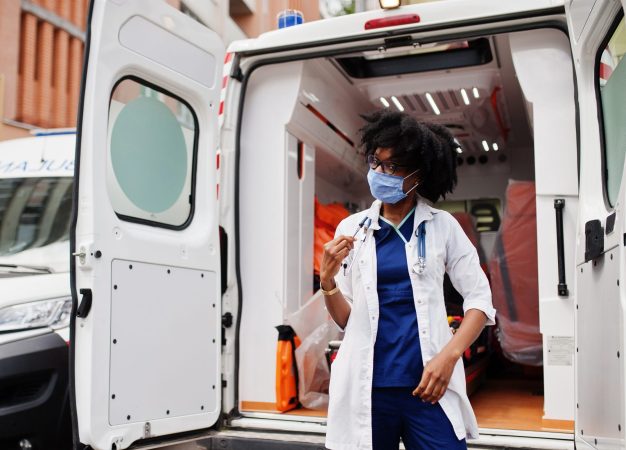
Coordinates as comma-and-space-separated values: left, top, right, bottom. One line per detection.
321, 111, 496, 450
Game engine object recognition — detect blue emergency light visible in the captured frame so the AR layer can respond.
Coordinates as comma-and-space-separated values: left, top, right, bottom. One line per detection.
277, 9, 303, 29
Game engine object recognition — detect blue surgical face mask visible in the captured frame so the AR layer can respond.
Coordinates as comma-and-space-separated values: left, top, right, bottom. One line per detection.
367, 168, 419, 204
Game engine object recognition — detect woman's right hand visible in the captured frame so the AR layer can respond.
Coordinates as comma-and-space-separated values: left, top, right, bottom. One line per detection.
320, 235, 355, 290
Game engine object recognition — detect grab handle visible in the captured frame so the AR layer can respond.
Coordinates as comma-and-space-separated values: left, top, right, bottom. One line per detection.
554, 199, 569, 297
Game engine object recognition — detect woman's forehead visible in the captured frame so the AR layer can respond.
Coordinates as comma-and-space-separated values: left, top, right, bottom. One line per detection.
374, 147, 394, 159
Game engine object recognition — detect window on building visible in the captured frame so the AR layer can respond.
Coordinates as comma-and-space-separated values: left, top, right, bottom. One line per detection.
16, 1, 88, 128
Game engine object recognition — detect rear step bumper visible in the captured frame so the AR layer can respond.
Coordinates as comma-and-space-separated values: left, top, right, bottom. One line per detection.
140, 428, 575, 450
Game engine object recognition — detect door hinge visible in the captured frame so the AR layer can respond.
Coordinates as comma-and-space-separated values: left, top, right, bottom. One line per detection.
222, 312, 233, 328
143, 422, 151, 439
584, 219, 604, 262
231, 66, 243, 82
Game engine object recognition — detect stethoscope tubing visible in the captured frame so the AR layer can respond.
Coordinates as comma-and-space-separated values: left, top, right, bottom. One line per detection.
343, 218, 426, 275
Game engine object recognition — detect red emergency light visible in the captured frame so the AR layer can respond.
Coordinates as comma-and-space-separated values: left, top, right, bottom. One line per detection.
364, 13, 421, 30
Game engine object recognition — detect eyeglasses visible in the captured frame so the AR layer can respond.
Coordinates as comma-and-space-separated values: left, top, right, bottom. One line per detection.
367, 154, 406, 175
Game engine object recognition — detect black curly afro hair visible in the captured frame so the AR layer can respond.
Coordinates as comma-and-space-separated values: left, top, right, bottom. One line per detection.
359, 110, 458, 203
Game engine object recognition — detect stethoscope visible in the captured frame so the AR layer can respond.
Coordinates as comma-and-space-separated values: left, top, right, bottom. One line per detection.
414, 221, 427, 275
342, 216, 427, 275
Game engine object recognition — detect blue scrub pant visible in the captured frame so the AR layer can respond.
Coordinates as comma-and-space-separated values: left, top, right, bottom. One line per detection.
371, 387, 467, 450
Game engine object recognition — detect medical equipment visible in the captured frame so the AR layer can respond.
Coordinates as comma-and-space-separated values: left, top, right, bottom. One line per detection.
413, 221, 427, 275
342, 217, 372, 275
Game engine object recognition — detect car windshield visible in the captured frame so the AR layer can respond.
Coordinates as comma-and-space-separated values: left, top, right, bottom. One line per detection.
0, 177, 72, 256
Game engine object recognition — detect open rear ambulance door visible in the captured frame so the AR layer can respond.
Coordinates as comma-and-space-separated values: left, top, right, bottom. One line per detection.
569, 0, 626, 448
71, 1, 223, 449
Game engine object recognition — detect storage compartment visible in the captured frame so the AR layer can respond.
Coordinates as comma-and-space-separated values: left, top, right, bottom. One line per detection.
236, 26, 577, 435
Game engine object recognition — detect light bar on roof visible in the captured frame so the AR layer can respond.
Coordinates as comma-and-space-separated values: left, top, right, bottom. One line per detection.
391, 96, 404, 112
425, 93, 440, 115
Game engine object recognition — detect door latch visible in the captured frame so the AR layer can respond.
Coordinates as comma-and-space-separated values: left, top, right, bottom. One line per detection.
72, 247, 86, 265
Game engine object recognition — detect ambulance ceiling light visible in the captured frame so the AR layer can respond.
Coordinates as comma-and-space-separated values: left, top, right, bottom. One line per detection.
456, 147, 463, 154
380, 97, 390, 108
425, 93, 440, 115
482, 140, 489, 151
391, 96, 404, 112
472, 87, 480, 99
379, 0, 401, 9
492, 143, 499, 151
460, 89, 470, 105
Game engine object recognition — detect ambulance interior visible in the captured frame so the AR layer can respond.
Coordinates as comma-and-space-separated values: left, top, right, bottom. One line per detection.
237, 26, 576, 434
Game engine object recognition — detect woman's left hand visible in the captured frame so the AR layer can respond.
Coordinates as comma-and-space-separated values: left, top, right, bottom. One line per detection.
412, 349, 459, 404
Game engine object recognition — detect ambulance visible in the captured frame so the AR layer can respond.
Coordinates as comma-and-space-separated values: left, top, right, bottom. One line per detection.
70, 0, 626, 449
0, 131, 74, 448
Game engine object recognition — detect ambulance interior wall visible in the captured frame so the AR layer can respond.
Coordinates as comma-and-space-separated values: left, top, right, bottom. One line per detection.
238, 59, 373, 405
238, 61, 305, 405
508, 28, 578, 421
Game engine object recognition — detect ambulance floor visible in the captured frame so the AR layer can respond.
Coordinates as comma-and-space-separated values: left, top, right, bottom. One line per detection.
470, 378, 574, 433
242, 378, 574, 433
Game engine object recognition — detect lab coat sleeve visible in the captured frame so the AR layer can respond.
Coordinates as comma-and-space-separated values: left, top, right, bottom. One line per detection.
444, 213, 496, 326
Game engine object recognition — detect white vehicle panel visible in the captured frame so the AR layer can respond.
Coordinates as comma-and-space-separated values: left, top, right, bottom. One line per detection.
72, 1, 223, 449
0, 134, 75, 179
109, 260, 218, 425
569, 0, 626, 448
227, 0, 565, 54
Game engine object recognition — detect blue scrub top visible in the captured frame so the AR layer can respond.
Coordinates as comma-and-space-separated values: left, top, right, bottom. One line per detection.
372, 208, 424, 387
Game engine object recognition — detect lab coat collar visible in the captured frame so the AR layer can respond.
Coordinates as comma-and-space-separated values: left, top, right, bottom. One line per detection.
366, 196, 437, 232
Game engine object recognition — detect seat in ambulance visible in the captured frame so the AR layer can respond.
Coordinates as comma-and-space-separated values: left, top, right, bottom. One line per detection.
488, 181, 542, 366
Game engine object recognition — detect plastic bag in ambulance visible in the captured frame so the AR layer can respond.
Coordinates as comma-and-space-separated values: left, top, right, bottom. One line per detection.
289, 292, 341, 410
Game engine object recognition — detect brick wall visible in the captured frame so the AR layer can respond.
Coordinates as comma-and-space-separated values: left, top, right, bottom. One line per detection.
16, 0, 88, 129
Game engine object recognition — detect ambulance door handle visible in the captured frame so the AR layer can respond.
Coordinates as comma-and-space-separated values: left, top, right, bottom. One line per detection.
76, 288, 93, 318
554, 199, 569, 297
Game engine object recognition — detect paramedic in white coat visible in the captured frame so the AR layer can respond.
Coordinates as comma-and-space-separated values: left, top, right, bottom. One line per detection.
320, 111, 496, 450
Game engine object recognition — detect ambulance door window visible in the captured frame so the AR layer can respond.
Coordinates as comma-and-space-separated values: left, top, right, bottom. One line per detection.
597, 11, 626, 206
107, 77, 198, 228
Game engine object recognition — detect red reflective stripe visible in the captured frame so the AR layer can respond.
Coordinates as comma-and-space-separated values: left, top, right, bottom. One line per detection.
224, 52, 233, 63
364, 14, 420, 30
216, 184, 220, 199
222, 75, 228, 89
600, 62, 613, 81
305, 104, 354, 147
219, 101, 224, 115
216, 153, 220, 170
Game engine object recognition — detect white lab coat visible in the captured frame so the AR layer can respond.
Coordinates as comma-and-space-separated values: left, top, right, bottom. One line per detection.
325, 199, 496, 450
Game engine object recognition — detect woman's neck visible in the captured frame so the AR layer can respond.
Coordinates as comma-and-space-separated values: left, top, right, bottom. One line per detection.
380, 196, 417, 226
